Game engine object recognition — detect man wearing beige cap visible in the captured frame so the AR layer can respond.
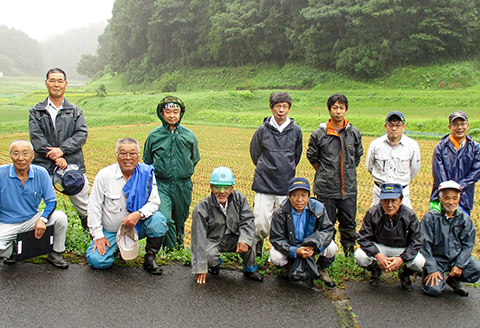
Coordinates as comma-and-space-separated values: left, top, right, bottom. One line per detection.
422, 180, 480, 297
87, 138, 167, 274
430, 111, 480, 215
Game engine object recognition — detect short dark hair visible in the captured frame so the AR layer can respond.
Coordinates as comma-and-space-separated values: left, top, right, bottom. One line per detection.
269, 92, 292, 108
46, 68, 67, 81
327, 94, 348, 111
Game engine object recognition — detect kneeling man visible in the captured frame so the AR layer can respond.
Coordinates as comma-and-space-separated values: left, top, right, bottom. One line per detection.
269, 177, 338, 289
355, 183, 425, 291
0, 139, 68, 268
87, 138, 167, 274
421, 180, 480, 297
191, 167, 263, 284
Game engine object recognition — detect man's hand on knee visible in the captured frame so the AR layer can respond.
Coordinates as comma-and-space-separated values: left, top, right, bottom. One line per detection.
34, 219, 46, 239
195, 273, 207, 284
93, 237, 110, 256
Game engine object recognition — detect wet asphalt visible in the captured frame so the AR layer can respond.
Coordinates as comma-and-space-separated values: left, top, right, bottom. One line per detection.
0, 261, 478, 328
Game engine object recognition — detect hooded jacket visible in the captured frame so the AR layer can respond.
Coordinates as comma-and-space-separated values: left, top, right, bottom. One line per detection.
357, 203, 423, 263
29, 98, 88, 175
143, 104, 200, 181
421, 208, 476, 274
250, 117, 302, 195
430, 134, 480, 212
307, 120, 363, 199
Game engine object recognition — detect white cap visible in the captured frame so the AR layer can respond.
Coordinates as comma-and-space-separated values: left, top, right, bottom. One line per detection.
116, 225, 139, 260
438, 180, 462, 192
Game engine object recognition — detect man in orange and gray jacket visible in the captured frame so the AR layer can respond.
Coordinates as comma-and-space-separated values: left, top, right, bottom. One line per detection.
306, 94, 363, 256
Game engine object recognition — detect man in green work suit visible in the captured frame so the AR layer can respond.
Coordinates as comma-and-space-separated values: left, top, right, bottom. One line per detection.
143, 95, 200, 250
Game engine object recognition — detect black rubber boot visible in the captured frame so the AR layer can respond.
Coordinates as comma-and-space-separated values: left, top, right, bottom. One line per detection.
399, 266, 416, 292
446, 276, 469, 297
143, 236, 164, 275
79, 214, 89, 232
255, 240, 264, 258
366, 262, 382, 287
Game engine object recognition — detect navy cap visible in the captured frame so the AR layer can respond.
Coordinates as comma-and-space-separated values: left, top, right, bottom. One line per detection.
449, 111, 468, 123
53, 165, 85, 196
385, 111, 405, 123
379, 183, 403, 200
288, 177, 310, 193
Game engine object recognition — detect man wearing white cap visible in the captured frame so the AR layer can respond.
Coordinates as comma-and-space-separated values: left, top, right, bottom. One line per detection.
87, 138, 167, 274
430, 111, 480, 215
421, 180, 480, 297
365, 111, 421, 209
355, 183, 425, 291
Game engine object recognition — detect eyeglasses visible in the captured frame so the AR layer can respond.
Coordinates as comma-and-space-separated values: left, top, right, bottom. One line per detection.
212, 185, 232, 192
117, 152, 139, 158
451, 122, 468, 128
387, 122, 404, 128
47, 78, 66, 84
11, 150, 32, 158
273, 104, 290, 110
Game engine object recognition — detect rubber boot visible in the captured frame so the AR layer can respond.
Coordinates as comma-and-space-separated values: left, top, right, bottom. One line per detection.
255, 240, 264, 258
366, 262, 382, 287
317, 255, 336, 288
399, 266, 416, 292
143, 236, 164, 275
79, 214, 89, 232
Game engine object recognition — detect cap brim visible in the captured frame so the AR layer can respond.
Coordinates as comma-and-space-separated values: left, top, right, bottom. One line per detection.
379, 193, 402, 200
288, 186, 310, 193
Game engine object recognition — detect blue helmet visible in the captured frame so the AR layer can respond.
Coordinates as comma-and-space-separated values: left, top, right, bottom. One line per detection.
209, 167, 235, 186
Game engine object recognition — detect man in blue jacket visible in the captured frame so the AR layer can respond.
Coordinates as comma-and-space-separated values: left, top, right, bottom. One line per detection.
270, 177, 337, 289
430, 111, 480, 215
250, 92, 303, 257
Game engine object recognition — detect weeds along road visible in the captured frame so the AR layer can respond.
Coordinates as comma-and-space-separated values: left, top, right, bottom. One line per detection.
0, 123, 478, 255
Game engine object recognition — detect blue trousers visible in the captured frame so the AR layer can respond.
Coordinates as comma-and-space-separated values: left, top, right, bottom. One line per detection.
87, 212, 167, 269
421, 258, 480, 296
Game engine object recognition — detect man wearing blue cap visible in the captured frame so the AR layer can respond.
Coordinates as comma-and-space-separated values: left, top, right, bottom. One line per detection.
365, 111, 421, 209
269, 177, 337, 289
430, 111, 480, 215
191, 167, 263, 284
355, 183, 425, 291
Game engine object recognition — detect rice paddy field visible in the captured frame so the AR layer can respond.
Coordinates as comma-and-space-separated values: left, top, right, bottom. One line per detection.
0, 123, 478, 256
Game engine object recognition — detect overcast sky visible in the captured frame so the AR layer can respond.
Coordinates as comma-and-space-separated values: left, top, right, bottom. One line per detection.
0, 0, 115, 41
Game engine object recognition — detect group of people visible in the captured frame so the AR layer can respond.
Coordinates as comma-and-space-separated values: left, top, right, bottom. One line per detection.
0, 68, 479, 297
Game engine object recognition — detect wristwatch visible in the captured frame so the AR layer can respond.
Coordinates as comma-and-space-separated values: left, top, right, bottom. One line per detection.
137, 210, 146, 219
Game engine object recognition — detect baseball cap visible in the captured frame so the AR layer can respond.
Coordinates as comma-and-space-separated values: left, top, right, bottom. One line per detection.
449, 111, 468, 123
116, 225, 139, 261
288, 177, 310, 193
379, 183, 403, 200
53, 165, 85, 196
385, 111, 405, 123
438, 180, 462, 192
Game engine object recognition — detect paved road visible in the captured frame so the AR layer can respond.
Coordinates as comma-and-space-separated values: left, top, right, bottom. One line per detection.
0, 261, 478, 327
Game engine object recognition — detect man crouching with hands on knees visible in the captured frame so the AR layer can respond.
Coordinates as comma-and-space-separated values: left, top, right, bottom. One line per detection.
269, 177, 338, 290
191, 167, 263, 284
421, 180, 480, 297
355, 183, 425, 291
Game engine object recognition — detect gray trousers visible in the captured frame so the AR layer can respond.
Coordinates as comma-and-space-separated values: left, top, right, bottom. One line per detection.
207, 234, 256, 271
421, 258, 480, 296
0, 211, 68, 257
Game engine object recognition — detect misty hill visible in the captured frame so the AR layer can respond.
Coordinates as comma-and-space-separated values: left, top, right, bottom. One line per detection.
0, 25, 43, 77
40, 23, 106, 80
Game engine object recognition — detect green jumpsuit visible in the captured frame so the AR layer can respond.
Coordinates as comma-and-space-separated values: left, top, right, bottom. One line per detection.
143, 104, 200, 250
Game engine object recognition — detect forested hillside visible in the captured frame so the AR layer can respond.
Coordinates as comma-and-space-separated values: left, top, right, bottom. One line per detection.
80, 0, 480, 84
